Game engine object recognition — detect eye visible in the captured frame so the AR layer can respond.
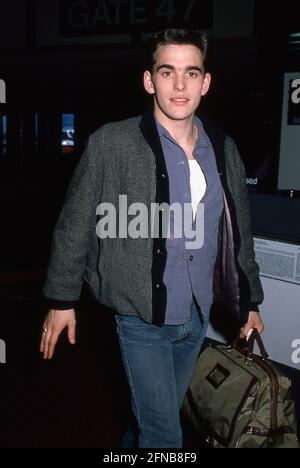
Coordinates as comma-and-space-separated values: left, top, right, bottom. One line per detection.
187, 72, 198, 78
161, 71, 173, 77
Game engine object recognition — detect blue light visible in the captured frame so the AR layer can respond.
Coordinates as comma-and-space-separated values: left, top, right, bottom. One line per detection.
62, 114, 75, 154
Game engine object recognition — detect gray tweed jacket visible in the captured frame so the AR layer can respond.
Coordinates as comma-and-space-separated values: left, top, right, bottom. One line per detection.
43, 109, 263, 326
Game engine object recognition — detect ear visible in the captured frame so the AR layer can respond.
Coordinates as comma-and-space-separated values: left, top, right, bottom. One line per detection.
201, 73, 211, 96
144, 71, 155, 95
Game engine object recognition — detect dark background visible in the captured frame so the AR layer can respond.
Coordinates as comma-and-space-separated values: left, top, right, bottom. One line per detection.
0, 1, 300, 269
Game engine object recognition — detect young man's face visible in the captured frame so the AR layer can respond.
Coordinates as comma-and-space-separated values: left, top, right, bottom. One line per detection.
144, 44, 211, 123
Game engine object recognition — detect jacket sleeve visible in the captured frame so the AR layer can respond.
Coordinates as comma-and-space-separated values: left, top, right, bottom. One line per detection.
43, 132, 102, 309
225, 137, 264, 310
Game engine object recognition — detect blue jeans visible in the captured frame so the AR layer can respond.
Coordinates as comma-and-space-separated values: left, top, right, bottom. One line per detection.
115, 301, 209, 448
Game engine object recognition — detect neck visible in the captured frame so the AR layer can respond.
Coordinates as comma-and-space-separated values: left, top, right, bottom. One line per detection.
154, 107, 197, 148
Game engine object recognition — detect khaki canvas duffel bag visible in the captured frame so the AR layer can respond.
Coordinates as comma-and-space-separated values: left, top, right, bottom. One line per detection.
182, 330, 299, 448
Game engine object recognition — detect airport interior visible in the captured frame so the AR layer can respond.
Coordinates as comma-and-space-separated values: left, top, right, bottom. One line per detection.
0, 0, 300, 449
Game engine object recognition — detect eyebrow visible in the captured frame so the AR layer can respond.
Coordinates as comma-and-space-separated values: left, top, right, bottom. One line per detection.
156, 64, 204, 74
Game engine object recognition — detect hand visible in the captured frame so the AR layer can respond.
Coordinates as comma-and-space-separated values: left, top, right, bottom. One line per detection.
40, 309, 76, 359
240, 311, 264, 339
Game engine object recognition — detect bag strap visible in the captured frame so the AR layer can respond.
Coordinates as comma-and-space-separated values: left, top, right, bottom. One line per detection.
233, 328, 269, 361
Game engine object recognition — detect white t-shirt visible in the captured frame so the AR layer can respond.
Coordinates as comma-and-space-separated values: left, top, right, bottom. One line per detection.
188, 160, 207, 219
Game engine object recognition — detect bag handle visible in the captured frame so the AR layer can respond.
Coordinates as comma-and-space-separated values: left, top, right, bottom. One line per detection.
233, 328, 269, 362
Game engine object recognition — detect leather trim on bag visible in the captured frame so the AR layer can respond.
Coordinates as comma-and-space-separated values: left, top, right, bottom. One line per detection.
243, 426, 295, 437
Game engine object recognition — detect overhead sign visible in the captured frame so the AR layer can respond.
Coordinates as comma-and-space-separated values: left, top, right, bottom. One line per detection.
60, 0, 214, 37
36, 0, 255, 47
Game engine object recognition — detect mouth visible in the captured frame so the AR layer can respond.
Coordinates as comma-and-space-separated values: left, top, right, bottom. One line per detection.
170, 98, 190, 106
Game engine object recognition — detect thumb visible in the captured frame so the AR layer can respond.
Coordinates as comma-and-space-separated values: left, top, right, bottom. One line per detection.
68, 322, 76, 345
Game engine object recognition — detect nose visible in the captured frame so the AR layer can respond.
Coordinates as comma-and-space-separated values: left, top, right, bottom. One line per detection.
174, 75, 186, 92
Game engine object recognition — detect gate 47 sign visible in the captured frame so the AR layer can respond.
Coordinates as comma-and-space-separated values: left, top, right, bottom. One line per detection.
61, 0, 213, 37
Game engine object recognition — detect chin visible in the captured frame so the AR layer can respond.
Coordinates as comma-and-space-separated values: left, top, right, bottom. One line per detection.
169, 105, 197, 118
167, 110, 194, 121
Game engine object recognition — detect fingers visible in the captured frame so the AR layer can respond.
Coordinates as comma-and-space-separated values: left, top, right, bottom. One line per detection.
252, 318, 265, 335
40, 324, 56, 360
240, 322, 264, 339
240, 330, 256, 340
45, 329, 60, 360
240, 311, 265, 339
240, 324, 250, 338
40, 322, 49, 354
68, 321, 76, 345
257, 323, 265, 334
40, 311, 76, 359
40, 317, 53, 359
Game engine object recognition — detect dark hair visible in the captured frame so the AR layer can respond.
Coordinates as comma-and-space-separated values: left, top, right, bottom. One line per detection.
145, 29, 209, 72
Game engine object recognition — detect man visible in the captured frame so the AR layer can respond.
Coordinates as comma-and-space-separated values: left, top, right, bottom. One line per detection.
40, 29, 264, 448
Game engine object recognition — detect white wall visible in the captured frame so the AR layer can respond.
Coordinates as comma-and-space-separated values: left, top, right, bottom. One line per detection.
207, 276, 300, 370
278, 72, 300, 191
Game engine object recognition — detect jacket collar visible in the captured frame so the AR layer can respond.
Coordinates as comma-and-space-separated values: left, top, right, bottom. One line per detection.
139, 106, 228, 199
197, 111, 227, 182
140, 107, 226, 176
139, 106, 170, 205
139, 106, 165, 163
